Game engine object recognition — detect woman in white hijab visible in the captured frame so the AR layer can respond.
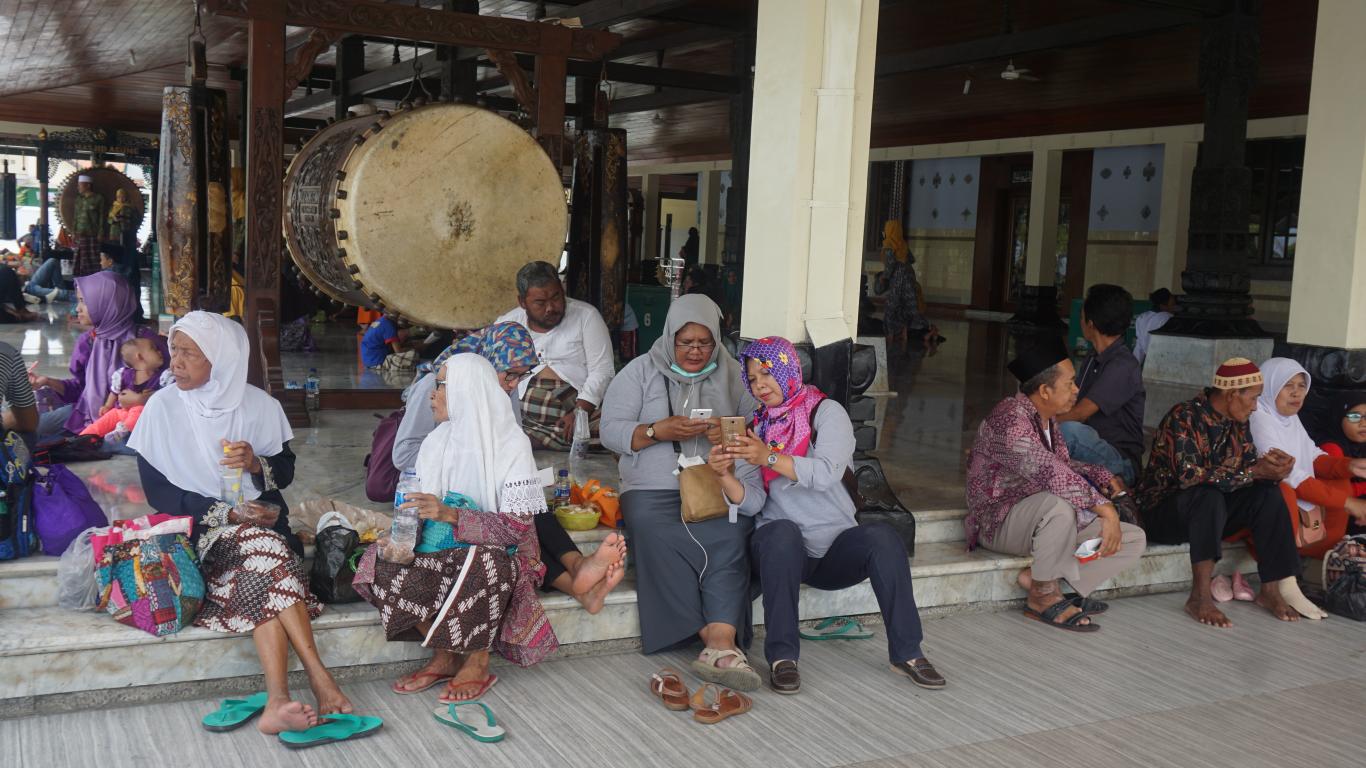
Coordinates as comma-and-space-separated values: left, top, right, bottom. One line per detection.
1249, 357, 1366, 618
354, 354, 562, 705
130, 312, 354, 735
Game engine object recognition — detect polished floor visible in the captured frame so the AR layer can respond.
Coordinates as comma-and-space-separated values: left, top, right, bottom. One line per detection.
2, 591, 1362, 768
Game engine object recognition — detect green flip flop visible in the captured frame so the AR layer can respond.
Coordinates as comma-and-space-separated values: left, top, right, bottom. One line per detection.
278, 714, 384, 750
433, 701, 506, 743
799, 616, 874, 641
201, 692, 268, 732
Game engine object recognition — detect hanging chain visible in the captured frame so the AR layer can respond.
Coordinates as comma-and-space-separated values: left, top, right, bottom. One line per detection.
399, 1, 433, 105
189, 0, 205, 44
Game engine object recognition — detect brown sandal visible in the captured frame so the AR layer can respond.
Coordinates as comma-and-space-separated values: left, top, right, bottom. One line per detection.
649, 667, 691, 711
689, 683, 752, 724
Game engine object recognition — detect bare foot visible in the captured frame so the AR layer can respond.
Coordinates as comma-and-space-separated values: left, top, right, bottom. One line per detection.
441, 652, 492, 702
1016, 567, 1033, 592
1185, 596, 1233, 628
571, 533, 624, 596
579, 553, 628, 614
1255, 587, 1301, 622
393, 651, 464, 694
257, 698, 317, 735
309, 671, 354, 715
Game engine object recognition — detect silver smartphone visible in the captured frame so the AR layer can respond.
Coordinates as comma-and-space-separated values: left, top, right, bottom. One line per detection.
689, 408, 713, 420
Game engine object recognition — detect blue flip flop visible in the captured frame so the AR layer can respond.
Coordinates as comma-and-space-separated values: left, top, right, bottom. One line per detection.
278, 713, 384, 750
433, 701, 506, 743
799, 616, 874, 641
201, 692, 268, 732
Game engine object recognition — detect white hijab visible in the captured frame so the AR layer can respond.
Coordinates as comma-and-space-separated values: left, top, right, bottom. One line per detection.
1249, 357, 1323, 507
129, 312, 293, 501
413, 354, 546, 517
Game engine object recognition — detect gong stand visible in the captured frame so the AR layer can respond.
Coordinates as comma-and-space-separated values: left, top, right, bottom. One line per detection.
27, 128, 159, 257
204, 0, 619, 421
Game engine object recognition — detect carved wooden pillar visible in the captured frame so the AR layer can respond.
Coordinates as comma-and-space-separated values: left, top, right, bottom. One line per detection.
244, 15, 288, 400
534, 54, 567, 171
566, 129, 628, 327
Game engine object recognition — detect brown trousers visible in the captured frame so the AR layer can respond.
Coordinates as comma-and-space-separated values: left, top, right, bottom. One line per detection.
986, 492, 1147, 597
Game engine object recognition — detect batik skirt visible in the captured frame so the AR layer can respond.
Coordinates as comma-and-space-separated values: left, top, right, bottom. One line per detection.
364, 544, 517, 653
195, 524, 322, 634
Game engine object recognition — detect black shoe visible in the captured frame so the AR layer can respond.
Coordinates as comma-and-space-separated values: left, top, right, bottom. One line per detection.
769, 660, 801, 695
892, 658, 946, 689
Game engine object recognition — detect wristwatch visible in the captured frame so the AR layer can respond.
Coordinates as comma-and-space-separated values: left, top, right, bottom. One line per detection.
645, 423, 657, 441
766, 452, 778, 467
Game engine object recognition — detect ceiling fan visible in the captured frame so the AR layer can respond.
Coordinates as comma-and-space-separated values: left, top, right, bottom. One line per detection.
1000, 59, 1039, 82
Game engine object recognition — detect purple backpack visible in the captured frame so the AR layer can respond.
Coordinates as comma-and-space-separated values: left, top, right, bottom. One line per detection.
33, 465, 108, 555
364, 408, 404, 503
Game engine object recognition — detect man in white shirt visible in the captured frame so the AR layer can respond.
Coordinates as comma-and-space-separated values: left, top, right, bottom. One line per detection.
497, 261, 615, 450
1133, 288, 1178, 366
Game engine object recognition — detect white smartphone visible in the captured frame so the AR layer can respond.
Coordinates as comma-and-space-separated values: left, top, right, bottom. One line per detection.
689, 408, 713, 420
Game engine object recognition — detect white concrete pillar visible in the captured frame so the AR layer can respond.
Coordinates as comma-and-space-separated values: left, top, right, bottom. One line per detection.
697, 170, 723, 265
740, 0, 879, 345
1023, 148, 1064, 287
1153, 141, 1197, 293
1287, 0, 1366, 349
641, 174, 661, 265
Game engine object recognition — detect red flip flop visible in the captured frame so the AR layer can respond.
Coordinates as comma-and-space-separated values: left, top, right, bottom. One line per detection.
391, 671, 454, 696
438, 674, 499, 704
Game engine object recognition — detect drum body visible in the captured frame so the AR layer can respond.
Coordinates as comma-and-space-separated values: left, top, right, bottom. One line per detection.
283, 102, 567, 329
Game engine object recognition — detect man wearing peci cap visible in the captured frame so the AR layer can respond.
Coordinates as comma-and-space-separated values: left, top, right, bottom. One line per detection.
72, 174, 107, 277
1135, 358, 1303, 628
965, 336, 1147, 633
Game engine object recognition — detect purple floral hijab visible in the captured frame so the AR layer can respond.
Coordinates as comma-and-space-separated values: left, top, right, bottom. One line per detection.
64, 271, 142, 432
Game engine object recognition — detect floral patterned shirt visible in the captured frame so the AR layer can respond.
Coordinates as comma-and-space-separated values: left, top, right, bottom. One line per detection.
965, 393, 1113, 549
1134, 393, 1255, 512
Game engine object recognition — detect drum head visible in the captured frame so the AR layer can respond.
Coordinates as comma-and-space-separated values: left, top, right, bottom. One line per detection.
336, 103, 566, 329
57, 167, 144, 235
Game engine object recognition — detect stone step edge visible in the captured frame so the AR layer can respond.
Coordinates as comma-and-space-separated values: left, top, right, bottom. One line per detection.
0, 541, 1234, 659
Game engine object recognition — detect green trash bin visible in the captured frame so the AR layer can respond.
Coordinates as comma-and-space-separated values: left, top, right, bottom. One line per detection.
626, 284, 672, 358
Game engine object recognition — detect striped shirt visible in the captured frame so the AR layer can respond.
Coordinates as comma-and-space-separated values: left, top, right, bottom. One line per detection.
0, 342, 36, 410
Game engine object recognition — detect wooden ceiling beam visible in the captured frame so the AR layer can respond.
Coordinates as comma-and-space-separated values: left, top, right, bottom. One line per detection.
610, 26, 739, 59
607, 87, 726, 114
563, 0, 695, 29
205, 0, 620, 59
875, 9, 1197, 77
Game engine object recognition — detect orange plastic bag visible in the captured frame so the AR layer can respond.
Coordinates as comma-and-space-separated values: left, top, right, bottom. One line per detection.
575, 479, 622, 528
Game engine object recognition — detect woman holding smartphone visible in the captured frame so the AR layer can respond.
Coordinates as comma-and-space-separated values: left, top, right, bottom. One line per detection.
600, 295, 762, 691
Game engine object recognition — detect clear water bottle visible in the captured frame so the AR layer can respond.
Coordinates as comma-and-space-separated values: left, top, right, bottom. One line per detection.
305, 368, 321, 410
553, 469, 572, 510
219, 444, 243, 505
568, 408, 589, 485
394, 468, 420, 511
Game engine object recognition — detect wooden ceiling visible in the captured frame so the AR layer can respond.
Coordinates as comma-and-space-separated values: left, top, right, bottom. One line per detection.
0, 0, 1319, 163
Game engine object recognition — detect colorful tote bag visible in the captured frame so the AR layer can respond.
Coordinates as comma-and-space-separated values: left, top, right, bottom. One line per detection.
96, 533, 205, 636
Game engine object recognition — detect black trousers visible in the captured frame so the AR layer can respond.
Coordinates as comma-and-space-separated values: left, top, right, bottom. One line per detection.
1143, 483, 1299, 583
534, 511, 583, 590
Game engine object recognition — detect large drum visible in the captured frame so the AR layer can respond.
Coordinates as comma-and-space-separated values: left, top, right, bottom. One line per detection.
283, 102, 567, 329
57, 166, 144, 237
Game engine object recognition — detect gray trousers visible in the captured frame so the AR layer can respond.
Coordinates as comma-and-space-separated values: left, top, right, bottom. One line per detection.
986, 492, 1147, 597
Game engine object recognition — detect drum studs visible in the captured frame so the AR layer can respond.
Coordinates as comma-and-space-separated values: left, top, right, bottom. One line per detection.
347, 264, 360, 274
336, 190, 347, 199
337, 230, 348, 240
329, 208, 341, 219
334, 170, 346, 182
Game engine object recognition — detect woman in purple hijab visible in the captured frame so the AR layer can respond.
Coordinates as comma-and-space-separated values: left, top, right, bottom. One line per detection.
33, 271, 162, 438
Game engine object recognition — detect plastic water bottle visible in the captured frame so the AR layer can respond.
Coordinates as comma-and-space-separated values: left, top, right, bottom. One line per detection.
553, 469, 572, 510
394, 468, 420, 511
305, 368, 321, 410
568, 408, 589, 485
219, 444, 243, 505
386, 507, 419, 565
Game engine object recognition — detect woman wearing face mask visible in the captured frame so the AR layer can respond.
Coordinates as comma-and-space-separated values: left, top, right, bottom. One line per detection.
600, 295, 762, 691
1249, 359, 1366, 564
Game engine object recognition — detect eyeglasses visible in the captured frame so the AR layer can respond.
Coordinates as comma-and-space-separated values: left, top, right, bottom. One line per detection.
434, 379, 447, 390
501, 369, 533, 384
675, 341, 715, 352
1347, 413, 1365, 424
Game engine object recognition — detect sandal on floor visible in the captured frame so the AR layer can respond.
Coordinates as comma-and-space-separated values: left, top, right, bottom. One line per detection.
691, 648, 762, 692
1023, 598, 1100, 633
433, 701, 506, 743
1211, 575, 1234, 603
201, 692, 267, 732
649, 667, 691, 711
1067, 595, 1109, 614
278, 714, 384, 750
799, 616, 874, 641
689, 683, 752, 725
391, 671, 454, 695
438, 674, 499, 704
1231, 572, 1256, 602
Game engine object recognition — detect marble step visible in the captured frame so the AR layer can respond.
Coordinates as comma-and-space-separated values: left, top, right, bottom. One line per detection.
0, 539, 1253, 709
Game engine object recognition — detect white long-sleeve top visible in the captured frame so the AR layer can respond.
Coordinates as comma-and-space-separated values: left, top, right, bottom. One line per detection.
496, 297, 616, 408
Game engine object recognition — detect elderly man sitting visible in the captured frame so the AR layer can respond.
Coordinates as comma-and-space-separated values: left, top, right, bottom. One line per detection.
1135, 358, 1302, 628
965, 336, 1147, 632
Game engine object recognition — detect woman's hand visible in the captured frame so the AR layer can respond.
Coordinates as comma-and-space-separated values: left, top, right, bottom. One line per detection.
726, 431, 771, 468
703, 417, 723, 446
1349, 458, 1366, 481
401, 492, 459, 524
220, 439, 262, 475
1346, 497, 1366, 527
231, 500, 279, 528
706, 444, 735, 478
651, 415, 709, 443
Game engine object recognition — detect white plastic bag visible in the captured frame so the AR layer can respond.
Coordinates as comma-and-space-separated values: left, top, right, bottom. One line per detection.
56, 527, 100, 611
569, 408, 591, 484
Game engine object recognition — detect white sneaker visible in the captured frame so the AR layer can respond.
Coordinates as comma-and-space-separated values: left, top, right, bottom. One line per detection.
22, 294, 40, 305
